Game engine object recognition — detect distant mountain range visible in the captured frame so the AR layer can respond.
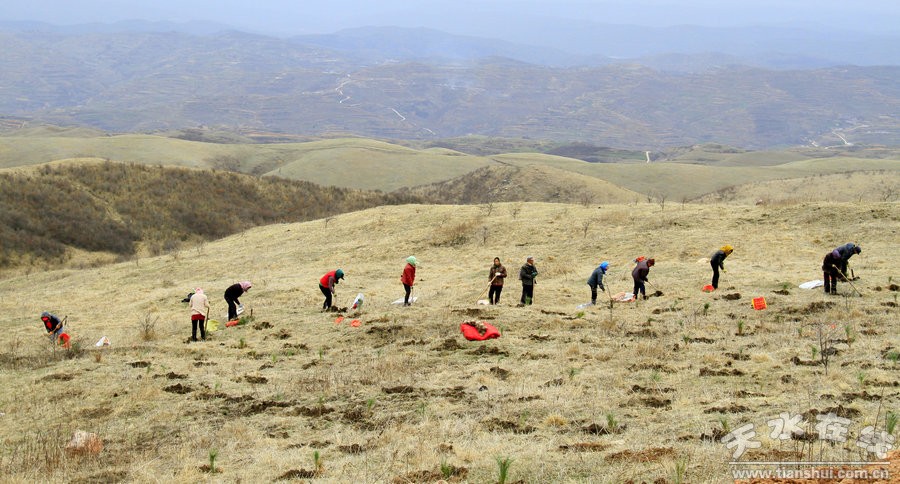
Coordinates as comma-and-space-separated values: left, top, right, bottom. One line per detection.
1, 22, 898, 148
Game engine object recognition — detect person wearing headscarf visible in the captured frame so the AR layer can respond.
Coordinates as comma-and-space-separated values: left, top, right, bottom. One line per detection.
488, 257, 507, 305
587, 261, 609, 305
319, 269, 345, 310
40, 311, 64, 342
400, 257, 417, 306
224, 281, 251, 321
189, 288, 210, 341
710, 245, 733, 290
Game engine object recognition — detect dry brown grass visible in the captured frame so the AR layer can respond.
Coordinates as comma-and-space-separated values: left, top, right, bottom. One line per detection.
0, 201, 897, 482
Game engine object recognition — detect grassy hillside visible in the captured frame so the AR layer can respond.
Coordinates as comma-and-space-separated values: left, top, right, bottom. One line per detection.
401, 164, 643, 204
2, 132, 898, 201
0, 201, 897, 482
0, 160, 422, 271
697, 170, 900, 204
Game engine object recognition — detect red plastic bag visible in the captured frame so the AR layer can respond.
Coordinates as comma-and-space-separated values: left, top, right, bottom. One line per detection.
460, 322, 501, 341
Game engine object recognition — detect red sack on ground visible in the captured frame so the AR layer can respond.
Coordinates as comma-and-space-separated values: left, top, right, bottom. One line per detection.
702, 284, 715, 292
460, 322, 501, 341
57, 333, 71, 348
225, 320, 239, 327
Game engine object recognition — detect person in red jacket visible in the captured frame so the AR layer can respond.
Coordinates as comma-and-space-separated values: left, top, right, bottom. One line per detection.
400, 256, 417, 306
319, 269, 345, 310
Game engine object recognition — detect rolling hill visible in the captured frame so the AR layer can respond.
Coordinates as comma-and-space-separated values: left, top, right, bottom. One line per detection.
0, 160, 422, 271
1, 27, 899, 148
2, 131, 899, 203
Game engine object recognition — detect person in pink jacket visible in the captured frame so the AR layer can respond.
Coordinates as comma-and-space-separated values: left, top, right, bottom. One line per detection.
400, 256, 417, 306
189, 288, 210, 341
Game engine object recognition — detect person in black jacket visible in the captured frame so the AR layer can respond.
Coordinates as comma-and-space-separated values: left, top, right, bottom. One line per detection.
587, 261, 609, 305
710, 245, 733, 290
40, 311, 64, 342
632, 258, 655, 300
833, 243, 861, 276
519, 256, 538, 305
224, 281, 251, 321
822, 251, 842, 295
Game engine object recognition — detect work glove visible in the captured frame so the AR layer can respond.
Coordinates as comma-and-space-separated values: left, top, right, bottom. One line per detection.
722, 269, 727, 273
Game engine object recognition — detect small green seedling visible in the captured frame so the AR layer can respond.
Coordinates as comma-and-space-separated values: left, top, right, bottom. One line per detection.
496, 456, 514, 484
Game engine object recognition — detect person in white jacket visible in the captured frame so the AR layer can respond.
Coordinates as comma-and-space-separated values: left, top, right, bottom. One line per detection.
189, 288, 210, 341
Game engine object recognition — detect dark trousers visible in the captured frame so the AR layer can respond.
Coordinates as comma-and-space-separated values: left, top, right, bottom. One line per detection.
590, 286, 598, 303
225, 297, 239, 320
320, 284, 332, 309
521, 284, 534, 305
711, 262, 720, 289
403, 284, 412, 304
633, 279, 646, 298
489, 285, 503, 304
191, 317, 206, 341
823, 271, 838, 294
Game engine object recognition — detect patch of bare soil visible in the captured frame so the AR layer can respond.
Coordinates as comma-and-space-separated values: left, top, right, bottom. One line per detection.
790, 356, 821, 366
699, 367, 745, 376
638, 396, 672, 408
781, 301, 836, 315
628, 363, 677, 373
483, 417, 536, 434
625, 328, 658, 338
733, 390, 766, 398
631, 385, 675, 393
242, 400, 295, 415
698, 428, 728, 442
338, 443, 368, 454
528, 333, 551, 341
366, 325, 403, 334
277, 469, 317, 480
434, 338, 463, 351
288, 405, 334, 417
725, 352, 751, 360
723, 293, 742, 300
490, 366, 510, 380
606, 447, 676, 462
582, 423, 626, 435
400, 339, 428, 346
198, 465, 222, 474
129, 361, 150, 368
383, 385, 416, 395
244, 375, 268, 384
163, 383, 192, 394
703, 404, 751, 413
802, 404, 861, 420
252, 321, 272, 330
41, 373, 74, 381
70, 470, 129, 484
468, 346, 509, 356
686, 337, 716, 344
558, 442, 610, 452
391, 466, 468, 483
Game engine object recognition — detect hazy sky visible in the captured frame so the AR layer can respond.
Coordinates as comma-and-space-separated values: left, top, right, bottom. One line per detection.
3, 0, 899, 36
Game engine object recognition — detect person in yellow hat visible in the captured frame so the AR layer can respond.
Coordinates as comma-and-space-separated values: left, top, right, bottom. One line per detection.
710, 245, 733, 290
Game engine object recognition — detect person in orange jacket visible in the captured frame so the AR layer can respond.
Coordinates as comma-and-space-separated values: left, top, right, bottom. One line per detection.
400, 256, 417, 306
